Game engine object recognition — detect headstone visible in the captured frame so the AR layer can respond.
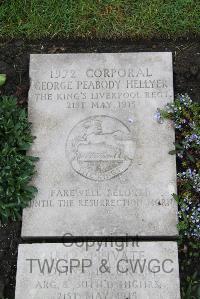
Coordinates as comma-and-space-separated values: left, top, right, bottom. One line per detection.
22, 53, 177, 237
15, 242, 180, 299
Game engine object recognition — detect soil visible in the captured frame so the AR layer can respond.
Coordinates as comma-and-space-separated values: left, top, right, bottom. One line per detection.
0, 38, 200, 299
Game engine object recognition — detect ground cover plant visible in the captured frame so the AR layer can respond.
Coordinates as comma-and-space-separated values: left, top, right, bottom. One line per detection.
0, 0, 200, 39
156, 94, 200, 298
0, 96, 38, 223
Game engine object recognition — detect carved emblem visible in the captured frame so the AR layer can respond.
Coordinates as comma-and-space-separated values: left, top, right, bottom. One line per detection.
66, 115, 136, 181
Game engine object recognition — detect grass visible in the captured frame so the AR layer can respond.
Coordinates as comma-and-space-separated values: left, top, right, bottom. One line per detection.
0, 0, 200, 39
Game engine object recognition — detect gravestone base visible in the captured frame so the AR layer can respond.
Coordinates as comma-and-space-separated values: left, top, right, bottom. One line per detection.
15, 242, 180, 299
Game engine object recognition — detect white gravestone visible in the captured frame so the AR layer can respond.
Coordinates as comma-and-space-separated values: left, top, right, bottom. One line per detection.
15, 242, 180, 299
22, 53, 177, 237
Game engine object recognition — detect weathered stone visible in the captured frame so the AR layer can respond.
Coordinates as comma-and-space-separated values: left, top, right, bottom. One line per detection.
22, 53, 177, 237
15, 242, 180, 299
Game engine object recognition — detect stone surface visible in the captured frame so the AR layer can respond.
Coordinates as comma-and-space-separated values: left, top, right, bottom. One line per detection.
22, 53, 177, 237
15, 242, 180, 299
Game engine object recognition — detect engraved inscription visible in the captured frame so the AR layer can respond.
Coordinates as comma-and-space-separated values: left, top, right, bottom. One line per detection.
66, 115, 136, 181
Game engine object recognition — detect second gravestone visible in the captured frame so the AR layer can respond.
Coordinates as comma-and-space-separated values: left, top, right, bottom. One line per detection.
22, 53, 177, 237
15, 242, 180, 299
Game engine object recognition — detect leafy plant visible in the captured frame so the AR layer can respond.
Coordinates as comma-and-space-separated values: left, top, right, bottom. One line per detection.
182, 272, 200, 299
156, 94, 200, 298
0, 96, 38, 223
0, 74, 6, 86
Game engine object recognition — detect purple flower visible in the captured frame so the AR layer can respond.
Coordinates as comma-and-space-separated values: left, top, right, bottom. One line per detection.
191, 134, 198, 140
154, 110, 163, 124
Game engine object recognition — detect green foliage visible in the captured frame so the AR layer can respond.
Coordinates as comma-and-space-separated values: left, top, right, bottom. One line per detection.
0, 0, 200, 39
0, 74, 6, 86
157, 94, 200, 298
182, 272, 200, 299
0, 96, 38, 223
159, 95, 200, 240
